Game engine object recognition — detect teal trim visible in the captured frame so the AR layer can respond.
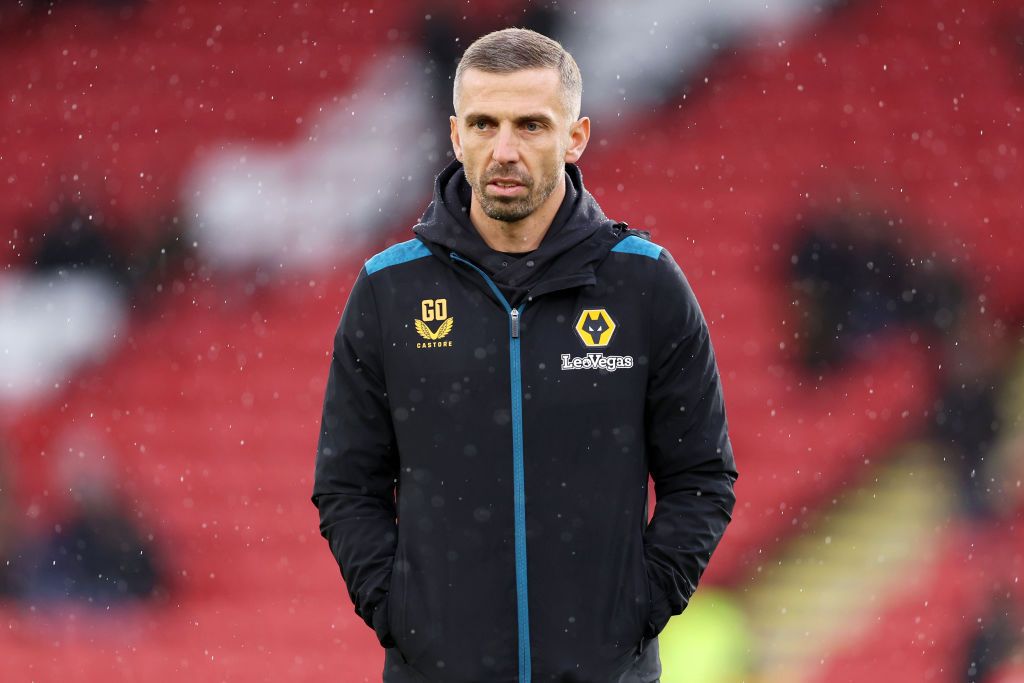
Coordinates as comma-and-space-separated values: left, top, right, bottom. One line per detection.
611, 234, 663, 260
509, 325, 530, 683
364, 239, 430, 275
450, 252, 532, 683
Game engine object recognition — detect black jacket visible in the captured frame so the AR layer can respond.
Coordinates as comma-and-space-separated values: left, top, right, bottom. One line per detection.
312, 161, 738, 683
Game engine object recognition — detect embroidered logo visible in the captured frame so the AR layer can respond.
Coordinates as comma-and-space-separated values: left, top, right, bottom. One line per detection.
574, 309, 616, 348
562, 307, 633, 372
560, 353, 633, 372
415, 298, 454, 348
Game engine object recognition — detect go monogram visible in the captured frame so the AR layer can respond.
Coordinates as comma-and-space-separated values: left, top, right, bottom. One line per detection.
415, 298, 454, 348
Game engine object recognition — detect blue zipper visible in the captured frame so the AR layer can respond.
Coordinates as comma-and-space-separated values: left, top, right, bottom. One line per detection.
450, 252, 532, 683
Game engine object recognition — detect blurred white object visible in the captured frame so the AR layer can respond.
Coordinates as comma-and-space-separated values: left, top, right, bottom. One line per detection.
562, 0, 831, 121
0, 270, 124, 403
185, 52, 440, 271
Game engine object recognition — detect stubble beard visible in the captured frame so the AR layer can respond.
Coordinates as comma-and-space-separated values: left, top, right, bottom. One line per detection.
468, 161, 563, 223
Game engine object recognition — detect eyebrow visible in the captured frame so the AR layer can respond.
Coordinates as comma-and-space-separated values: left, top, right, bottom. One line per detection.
463, 112, 557, 127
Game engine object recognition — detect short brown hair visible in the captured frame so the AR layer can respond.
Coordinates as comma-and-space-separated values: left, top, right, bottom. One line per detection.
453, 28, 583, 120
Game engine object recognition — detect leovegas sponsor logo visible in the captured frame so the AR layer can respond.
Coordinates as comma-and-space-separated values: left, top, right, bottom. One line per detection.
560, 353, 634, 372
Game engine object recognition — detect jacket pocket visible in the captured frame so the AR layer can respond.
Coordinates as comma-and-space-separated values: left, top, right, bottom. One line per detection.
387, 545, 434, 667
640, 561, 654, 635
635, 547, 653, 640
608, 533, 651, 649
386, 546, 406, 656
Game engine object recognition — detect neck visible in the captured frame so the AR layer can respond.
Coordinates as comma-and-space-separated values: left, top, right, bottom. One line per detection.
469, 174, 566, 253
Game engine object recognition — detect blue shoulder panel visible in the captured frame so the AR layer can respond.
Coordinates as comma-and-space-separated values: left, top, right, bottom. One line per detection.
610, 234, 663, 260
364, 239, 431, 275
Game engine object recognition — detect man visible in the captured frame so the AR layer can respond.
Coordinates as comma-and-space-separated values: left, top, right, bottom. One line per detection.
312, 28, 737, 683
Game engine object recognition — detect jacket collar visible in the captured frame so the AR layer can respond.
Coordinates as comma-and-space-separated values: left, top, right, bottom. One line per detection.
413, 160, 624, 305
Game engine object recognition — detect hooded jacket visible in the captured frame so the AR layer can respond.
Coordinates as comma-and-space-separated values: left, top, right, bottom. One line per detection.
312, 161, 738, 683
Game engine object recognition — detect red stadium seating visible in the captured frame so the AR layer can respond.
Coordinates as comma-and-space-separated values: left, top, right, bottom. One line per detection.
0, 0, 414, 265
808, 521, 1018, 683
2, 0, 1023, 679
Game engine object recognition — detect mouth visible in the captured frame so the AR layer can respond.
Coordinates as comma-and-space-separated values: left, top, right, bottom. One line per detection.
486, 177, 528, 197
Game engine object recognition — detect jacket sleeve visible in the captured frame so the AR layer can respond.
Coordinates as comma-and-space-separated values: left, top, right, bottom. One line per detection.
643, 250, 738, 639
311, 268, 399, 646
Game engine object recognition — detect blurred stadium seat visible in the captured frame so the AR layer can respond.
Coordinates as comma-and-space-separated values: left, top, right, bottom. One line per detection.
1, 0, 1022, 680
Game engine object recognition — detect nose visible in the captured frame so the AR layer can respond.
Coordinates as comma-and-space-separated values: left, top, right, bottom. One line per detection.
492, 123, 520, 164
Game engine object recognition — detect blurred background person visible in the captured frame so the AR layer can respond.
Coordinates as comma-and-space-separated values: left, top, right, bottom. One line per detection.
17, 427, 165, 606
0, 442, 25, 599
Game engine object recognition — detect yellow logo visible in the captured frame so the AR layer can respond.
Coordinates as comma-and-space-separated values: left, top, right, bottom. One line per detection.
574, 309, 616, 348
416, 298, 454, 348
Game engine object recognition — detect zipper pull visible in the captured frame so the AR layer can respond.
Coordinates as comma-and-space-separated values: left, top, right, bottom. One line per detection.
510, 308, 520, 338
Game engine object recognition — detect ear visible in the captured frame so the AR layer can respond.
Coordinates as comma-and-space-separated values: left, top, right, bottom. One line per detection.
564, 116, 591, 164
450, 115, 463, 162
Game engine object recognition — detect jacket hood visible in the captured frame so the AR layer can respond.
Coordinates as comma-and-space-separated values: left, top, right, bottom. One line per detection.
413, 159, 626, 305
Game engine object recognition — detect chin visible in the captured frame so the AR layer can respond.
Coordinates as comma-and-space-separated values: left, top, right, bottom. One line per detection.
483, 205, 534, 223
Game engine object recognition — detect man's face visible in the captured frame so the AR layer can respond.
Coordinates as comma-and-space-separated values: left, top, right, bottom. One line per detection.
451, 67, 589, 223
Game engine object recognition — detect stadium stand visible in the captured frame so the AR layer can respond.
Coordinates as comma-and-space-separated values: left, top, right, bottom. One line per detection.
1, 0, 1022, 680
808, 521, 1019, 683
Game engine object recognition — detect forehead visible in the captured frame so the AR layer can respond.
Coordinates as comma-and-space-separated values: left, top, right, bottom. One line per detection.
456, 67, 565, 119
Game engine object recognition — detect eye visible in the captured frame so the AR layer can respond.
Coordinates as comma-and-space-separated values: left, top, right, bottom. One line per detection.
524, 121, 541, 132
473, 120, 490, 130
